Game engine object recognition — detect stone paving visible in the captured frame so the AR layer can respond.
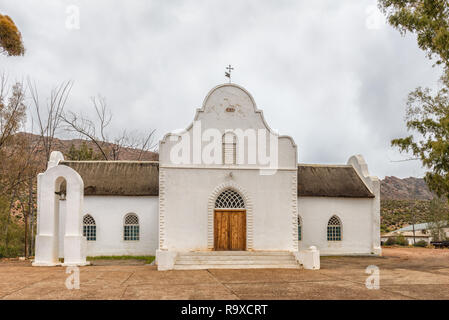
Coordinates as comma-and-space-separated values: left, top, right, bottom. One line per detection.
1, 247, 448, 300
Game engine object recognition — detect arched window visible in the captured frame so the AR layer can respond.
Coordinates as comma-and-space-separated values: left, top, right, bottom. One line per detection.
298, 215, 302, 241
222, 132, 237, 165
327, 215, 342, 241
83, 214, 96, 241
124, 213, 140, 241
215, 189, 245, 209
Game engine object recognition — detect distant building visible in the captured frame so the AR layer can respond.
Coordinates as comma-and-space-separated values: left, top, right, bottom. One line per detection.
381, 222, 449, 245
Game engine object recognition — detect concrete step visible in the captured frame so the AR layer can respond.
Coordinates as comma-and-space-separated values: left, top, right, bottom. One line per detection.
175, 259, 297, 265
177, 251, 291, 256
173, 264, 300, 270
178, 254, 295, 261
173, 251, 300, 270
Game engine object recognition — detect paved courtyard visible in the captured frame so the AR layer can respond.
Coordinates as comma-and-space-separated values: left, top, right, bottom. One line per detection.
1, 247, 449, 300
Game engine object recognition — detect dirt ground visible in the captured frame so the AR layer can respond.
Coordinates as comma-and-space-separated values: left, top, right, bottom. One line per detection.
1, 247, 449, 300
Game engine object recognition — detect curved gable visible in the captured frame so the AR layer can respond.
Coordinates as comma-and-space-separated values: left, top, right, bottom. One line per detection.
159, 83, 297, 169
199, 84, 259, 124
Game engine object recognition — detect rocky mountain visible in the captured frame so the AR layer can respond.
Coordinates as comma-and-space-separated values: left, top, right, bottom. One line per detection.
16, 132, 159, 161
381, 176, 433, 200
380, 176, 438, 233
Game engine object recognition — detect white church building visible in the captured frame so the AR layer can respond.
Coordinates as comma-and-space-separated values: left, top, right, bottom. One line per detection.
33, 83, 381, 270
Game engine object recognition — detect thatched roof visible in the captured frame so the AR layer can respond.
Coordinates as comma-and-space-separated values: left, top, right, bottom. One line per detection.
58, 161, 374, 198
297, 164, 374, 198
60, 161, 159, 196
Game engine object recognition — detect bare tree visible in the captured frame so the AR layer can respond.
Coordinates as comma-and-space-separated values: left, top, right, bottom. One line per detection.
61, 95, 156, 160
0, 73, 26, 152
134, 129, 157, 160
28, 79, 73, 161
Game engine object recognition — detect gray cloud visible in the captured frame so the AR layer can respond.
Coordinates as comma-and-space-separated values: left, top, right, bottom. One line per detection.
0, 0, 441, 178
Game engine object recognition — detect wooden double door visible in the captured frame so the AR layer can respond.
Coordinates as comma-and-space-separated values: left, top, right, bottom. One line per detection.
214, 210, 246, 251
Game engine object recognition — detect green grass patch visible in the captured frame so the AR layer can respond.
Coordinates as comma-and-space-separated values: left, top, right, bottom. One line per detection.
87, 255, 155, 264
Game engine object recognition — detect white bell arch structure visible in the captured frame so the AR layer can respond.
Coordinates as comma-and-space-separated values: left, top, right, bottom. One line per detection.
33, 158, 88, 266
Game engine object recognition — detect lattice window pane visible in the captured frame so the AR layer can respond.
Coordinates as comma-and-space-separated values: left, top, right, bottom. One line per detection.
215, 189, 245, 209
328, 216, 340, 226
327, 216, 342, 241
83, 225, 96, 241
124, 225, 140, 241
125, 214, 139, 225
298, 216, 302, 241
83, 215, 95, 225
124, 214, 139, 241
83, 215, 96, 241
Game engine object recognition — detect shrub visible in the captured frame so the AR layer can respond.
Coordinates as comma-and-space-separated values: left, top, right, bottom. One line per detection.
396, 234, 409, 246
413, 240, 428, 247
385, 237, 397, 245
0, 245, 21, 258
0, 200, 26, 258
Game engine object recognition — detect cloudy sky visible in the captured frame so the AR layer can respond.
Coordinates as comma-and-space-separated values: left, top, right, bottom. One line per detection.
0, 0, 443, 178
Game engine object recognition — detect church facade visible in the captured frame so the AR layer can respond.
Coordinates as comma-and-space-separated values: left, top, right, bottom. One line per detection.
33, 83, 381, 270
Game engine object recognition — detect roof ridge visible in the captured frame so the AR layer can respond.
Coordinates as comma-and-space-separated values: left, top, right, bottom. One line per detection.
298, 163, 352, 168
61, 160, 159, 164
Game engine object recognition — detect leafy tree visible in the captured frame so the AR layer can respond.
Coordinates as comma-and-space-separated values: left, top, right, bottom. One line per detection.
0, 14, 24, 56
66, 141, 102, 161
427, 197, 449, 240
391, 73, 449, 198
379, 0, 449, 67
379, 0, 449, 199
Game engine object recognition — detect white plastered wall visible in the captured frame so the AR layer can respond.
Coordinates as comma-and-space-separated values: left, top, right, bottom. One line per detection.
158, 84, 298, 255
298, 197, 375, 255
59, 196, 158, 257
159, 168, 297, 252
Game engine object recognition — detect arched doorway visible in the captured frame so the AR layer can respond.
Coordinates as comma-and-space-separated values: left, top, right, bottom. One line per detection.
214, 189, 246, 251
